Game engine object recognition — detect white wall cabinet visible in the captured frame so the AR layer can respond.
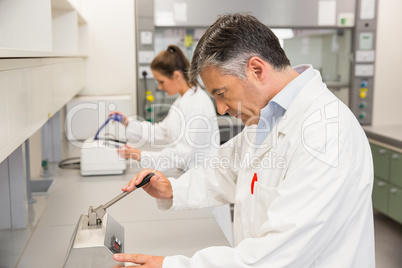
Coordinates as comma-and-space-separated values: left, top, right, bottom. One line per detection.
0, 0, 87, 56
0, 0, 87, 164
0, 0, 52, 52
0, 58, 85, 164
0, 0, 87, 233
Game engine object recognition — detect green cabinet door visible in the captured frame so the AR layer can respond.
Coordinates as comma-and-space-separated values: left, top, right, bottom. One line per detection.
372, 177, 389, 213
388, 186, 402, 224
370, 143, 391, 181
390, 152, 402, 188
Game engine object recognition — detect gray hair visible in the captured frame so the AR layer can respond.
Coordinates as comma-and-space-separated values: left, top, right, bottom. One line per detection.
189, 13, 290, 84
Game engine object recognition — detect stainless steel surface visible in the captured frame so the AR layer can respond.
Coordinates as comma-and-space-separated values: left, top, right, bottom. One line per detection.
63, 213, 124, 268
154, 0, 356, 27
364, 125, 402, 149
103, 190, 133, 211
137, 0, 357, 121
65, 170, 156, 265
137, 0, 378, 129
136, 0, 155, 122
349, 0, 378, 124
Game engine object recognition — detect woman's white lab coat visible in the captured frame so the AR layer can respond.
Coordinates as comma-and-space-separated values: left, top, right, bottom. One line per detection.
159, 70, 375, 267
126, 86, 219, 171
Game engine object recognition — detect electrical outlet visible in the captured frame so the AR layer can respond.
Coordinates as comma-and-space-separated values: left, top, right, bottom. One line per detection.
138, 66, 153, 79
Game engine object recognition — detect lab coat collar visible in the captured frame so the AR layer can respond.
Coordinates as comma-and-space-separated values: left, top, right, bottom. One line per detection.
251, 70, 326, 158
253, 64, 314, 152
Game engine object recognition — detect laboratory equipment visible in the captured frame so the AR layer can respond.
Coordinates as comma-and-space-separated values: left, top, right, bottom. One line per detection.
64, 173, 155, 268
144, 90, 155, 123
136, 0, 378, 125
80, 114, 127, 176
94, 114, 124, 140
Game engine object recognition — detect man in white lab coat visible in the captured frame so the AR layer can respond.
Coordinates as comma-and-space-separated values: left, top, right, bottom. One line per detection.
114, 13, 375, 267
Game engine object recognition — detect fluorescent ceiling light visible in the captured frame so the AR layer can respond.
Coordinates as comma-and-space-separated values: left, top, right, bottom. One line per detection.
271, 28, 294, 40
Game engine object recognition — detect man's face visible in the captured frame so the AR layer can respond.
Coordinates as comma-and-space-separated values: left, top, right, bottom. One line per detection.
200, 66, 263, 126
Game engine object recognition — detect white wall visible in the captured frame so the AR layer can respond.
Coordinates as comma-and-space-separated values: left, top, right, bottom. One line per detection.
71, 0, 137, 112
372, 0, 402, 126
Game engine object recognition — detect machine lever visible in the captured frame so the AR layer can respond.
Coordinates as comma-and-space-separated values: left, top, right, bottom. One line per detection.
88, 172, 155, 226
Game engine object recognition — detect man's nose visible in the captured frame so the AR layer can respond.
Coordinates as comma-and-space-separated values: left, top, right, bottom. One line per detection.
216, 100, 229, 115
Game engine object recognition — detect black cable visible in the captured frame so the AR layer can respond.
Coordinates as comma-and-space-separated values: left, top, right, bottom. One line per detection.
98, 137, 127, 144
58, 138, 126, 170
104, 133, 116, 139
58, 157, 81, 170
143, 70, 150, 116
142, 70, 148, 90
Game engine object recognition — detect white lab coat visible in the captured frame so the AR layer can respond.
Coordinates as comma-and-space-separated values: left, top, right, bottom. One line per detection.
126, 86, 220, 172
159, 70, 375, 267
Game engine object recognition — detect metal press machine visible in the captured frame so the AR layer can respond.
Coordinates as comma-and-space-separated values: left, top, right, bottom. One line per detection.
63, 173, 154, 267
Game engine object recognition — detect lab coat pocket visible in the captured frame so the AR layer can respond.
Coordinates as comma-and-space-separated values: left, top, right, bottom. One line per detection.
249, 182, 278, 237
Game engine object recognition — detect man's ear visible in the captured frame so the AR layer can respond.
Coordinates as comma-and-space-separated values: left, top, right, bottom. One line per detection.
248, 57, 268, 83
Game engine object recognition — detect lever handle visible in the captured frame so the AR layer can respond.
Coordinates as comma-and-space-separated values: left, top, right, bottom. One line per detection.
136, 172, 154, 188
89, 172, 156, 225
102, 172, 155, 210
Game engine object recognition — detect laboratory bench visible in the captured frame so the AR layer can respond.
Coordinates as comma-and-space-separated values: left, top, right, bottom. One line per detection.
9, 161, 230, 267
364, 125, 402, 224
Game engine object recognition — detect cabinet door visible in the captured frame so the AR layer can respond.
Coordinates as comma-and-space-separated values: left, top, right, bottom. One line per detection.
370, 143, 391, 181
388, 186, 402, 224
390, 152, 402, 188
372, 177, 389, 213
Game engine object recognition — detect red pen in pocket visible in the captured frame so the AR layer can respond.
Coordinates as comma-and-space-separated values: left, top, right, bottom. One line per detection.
251, 173, 258, 195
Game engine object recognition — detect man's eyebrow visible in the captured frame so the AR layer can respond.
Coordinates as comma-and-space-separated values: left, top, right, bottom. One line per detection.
211, 87, 225, 95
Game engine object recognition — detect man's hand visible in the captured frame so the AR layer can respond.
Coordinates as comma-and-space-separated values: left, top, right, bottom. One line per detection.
122, 169, 173, 200
113, 254, 164, 268
117, 144, 141, 161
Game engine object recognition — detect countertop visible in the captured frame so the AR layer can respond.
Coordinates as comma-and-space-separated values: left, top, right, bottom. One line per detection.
363, 125, 402, 149
17, 161, 230, 267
